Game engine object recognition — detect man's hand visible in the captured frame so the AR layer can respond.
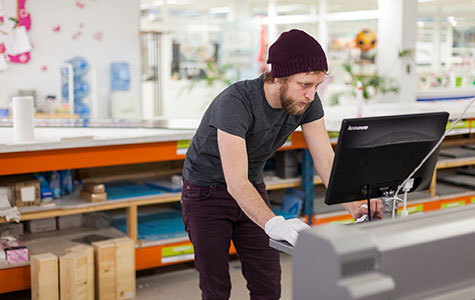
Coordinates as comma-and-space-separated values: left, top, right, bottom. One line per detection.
348, 199, 383, 220
265, 216, 310, 246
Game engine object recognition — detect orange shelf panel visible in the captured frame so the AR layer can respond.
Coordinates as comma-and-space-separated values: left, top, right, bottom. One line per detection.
0, 132, 306, 176
136, 240, 236, 271
311, 193, 475, 225
0, 141, 185, 176
280, 132, 307, 150
0, 266, 30, 293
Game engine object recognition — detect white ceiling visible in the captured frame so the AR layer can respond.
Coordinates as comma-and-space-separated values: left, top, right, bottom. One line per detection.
140, 0, 475, 14
140, 0, 378, 13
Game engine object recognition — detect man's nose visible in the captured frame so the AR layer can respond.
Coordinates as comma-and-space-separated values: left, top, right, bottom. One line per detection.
304, 89, 315, 100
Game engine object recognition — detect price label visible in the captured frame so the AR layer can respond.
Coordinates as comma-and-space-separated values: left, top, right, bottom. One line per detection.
177, 140, 191, 155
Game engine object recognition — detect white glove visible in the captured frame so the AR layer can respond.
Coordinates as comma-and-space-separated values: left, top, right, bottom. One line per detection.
265, 216, 310, 246
355, 204, 369, 223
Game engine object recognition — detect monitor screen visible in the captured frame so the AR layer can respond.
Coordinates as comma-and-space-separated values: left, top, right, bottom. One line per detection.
325, 112, 449, 206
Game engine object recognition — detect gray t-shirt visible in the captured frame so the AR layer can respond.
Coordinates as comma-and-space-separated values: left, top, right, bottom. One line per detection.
183, 74, 324, 186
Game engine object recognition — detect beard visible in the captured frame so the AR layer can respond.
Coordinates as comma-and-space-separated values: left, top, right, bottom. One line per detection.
279, 83, 310, 116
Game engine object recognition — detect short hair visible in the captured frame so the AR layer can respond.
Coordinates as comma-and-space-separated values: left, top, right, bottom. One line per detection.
263, 70, 327, 83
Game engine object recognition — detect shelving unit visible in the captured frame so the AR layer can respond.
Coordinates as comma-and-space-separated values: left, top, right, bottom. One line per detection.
0, 124, 474, 294
0, 130, 310, 294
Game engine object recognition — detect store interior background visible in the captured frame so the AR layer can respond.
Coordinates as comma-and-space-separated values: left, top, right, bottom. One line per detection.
0, 0, 474, 122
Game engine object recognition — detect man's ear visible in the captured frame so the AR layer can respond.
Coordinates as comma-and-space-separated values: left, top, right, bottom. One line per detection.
274, 78, 283, 85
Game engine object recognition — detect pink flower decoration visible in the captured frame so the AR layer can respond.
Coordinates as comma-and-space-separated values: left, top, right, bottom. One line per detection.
19, 54, 28, 63
41, 66, 48, 71
19, 8, 28, 19
72, 31, 82, 40
76, 0, 85, 8
17, 0, 31, 30
53, 25, 61, 33
8, 52, 30, 64
93, 31, 103, 41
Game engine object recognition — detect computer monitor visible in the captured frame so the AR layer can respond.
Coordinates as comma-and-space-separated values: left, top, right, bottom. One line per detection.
324, 112, 449, 206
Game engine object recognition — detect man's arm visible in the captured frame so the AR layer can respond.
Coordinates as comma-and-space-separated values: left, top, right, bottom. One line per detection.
218, 129, 309, 245
217, 129, 275, 229
301, 118, 382, 219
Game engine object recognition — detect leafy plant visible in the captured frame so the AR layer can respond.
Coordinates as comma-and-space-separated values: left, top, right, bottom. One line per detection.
398, 48, 415, 58
188, 61, 233, 91
330, 61, 399, 105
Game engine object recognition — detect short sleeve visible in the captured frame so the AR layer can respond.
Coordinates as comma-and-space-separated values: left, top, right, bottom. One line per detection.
300, 93, 324, 125
208, 93, 252, 138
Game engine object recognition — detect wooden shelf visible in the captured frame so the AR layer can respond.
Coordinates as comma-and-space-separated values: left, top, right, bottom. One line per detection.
436, 157, 475, 169
265, 176, 323, 191
0, 175, 322, 224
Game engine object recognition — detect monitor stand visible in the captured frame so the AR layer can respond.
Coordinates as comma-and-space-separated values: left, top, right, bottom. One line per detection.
356, 191, 400, 223
381, 191, 399, 219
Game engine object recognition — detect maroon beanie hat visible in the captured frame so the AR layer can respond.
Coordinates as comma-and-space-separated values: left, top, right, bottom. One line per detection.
267, 29, 328, 78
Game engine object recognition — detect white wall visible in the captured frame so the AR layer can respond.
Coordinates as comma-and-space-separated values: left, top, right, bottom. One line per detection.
163, 79, 227, 118
377, 0, 417, 102
0, 0, 141, 118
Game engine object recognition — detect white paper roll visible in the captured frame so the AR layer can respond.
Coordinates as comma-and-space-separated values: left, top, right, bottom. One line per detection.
12, 96, 35, 142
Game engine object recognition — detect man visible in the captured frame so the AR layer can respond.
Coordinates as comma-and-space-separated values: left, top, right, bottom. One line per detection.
181, 29, 382, 300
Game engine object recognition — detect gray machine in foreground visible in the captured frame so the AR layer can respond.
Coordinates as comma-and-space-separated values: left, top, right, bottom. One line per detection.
278, 205, 475, 300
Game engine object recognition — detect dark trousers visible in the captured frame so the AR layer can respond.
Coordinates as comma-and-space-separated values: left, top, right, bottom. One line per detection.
181, 179, 281, 300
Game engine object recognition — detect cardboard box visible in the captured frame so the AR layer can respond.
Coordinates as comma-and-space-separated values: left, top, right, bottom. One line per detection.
83, 182, 105, 194
80, 191, 107, 203
60, 252, 88, 300
0, 238, 29, 264
83, 212, 112, 229
0, 222, 24, 236
14, 180, 41, 207
57, 214, 83, 230
275, 150, 299, 179
0, 179, 41, 207
25, 218, 57, 233
67, 244, 94, 300
30, 252, 59, 300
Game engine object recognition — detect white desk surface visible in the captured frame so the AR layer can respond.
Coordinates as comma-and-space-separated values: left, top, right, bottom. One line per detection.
0, 100, 473, 154
0, 127, 195, 154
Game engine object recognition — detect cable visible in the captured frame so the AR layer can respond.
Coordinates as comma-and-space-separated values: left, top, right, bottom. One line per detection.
394, 97, 475, 215
367, 198, 371, 221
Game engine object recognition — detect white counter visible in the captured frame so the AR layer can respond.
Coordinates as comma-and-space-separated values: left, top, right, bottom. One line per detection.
0, 127, 195, 154
0, 100, 473, 154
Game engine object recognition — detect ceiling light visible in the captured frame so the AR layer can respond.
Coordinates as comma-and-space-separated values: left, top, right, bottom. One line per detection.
209, 6, 230, 14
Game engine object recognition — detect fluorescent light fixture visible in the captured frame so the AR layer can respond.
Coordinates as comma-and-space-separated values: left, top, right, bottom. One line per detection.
140, 0, 192, 9
276, 4, 307, 14
167, 0, 193, 5
140, 0, 164, 10
209, 6, 230, 14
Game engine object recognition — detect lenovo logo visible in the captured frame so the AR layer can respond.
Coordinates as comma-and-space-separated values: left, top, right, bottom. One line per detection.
348, 125, 368, 131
